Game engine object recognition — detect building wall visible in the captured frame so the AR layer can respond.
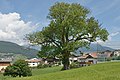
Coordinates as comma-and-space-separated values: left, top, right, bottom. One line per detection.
114, 51, 120, 56
78, 59, 86, 62
97, 54, 108, 62
0, 66, 7, 71
78, 58, 97, 64
0, 62, 11, 72
69, 57, 78, 64
86, 58, 97, 64
28, 62, 40, 67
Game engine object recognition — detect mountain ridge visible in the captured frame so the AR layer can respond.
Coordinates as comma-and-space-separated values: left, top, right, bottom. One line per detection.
0, 41, 38, 58
76, 43, 114, 53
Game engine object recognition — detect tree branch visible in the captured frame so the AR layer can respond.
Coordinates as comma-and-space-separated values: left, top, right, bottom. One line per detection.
46, 36, 62, 49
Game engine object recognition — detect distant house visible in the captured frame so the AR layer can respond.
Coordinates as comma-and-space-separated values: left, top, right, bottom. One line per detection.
90, 52, 98, 58
103, 50, 113, 54
97, 50, 113, 62
25, 58, 42, 67
113, 50, 120, 56
69, 54, 79, 64
43, 57, 60, 65
0, 60, 12, 73
77, 54, 97, 66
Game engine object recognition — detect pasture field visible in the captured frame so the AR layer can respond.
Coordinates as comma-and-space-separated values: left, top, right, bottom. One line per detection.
1, 62, 120, 80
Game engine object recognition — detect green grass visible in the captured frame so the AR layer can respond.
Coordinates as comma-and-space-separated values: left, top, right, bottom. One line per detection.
31, 66, 62, 76
2, 62, 120, 80
0, 73, 12, 80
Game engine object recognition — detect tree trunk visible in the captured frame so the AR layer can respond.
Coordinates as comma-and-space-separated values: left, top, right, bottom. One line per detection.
61, 52, 70, 70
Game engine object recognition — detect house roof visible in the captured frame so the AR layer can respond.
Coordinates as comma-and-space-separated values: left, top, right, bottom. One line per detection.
114, 49, 120, 51
78, 55, 88, 59
90, 52, 98, 58
0, 60, 12, 63
78, 54, 96, 59
26, 60, 42, 63
43, 58, 59, 62
26, 58, 42, 63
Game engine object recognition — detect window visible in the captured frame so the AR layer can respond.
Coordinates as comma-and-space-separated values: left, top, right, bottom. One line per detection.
33, 64, 35, 65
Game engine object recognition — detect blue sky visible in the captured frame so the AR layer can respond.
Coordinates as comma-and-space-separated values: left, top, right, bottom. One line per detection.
0, 0, 120, 49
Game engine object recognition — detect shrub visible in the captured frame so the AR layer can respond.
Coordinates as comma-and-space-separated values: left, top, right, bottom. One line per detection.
43, 64, 49, 68
117, 56, 120, 60
37, 64, 52, 69
112, 56, 120, 60
37, 64, 43, 69
106, 57, 112, 61
70, 62, 79, 69
3, 60, 32, 77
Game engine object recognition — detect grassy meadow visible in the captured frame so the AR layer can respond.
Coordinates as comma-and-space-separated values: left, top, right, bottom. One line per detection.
0, 62, 120, 80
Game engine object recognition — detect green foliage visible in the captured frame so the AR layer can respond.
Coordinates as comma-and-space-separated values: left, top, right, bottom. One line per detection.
70, 62, 80, 69
111, 55, 120, 60
3, 65, 18, 77
116, 56, 120, 60
37, 64, 43, 69
27, 2, 109, 70
4, 60, 32, 77
106, 57, 112, 61
37, 64, 52, 69
43, 64, 51, 68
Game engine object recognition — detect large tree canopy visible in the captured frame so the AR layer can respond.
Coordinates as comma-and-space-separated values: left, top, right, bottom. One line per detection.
27, 2, 109, 70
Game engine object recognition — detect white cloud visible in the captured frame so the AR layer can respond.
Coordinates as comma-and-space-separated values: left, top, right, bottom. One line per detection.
0, 12, 38, 45
96, 31, 120, 43
108, 31, 120, 41
96, 31, 120, 49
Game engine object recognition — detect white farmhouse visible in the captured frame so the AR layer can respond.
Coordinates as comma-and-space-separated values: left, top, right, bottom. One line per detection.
77, 54, 97, 66
26, 58, 42, 67
0, 60, 12, 73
